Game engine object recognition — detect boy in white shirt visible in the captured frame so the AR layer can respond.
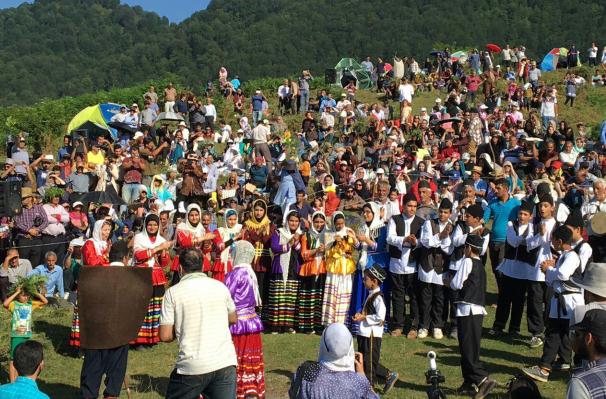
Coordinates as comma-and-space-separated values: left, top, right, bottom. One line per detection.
353, 265, 399, 394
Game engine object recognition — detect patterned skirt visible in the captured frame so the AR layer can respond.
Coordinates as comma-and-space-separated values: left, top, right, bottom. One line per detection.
266, 277, 300, 331
131, 284, 165, 345
70, 302, 80, 347
321, 273, 353, 326
233, 333, 265, 399
296, 275, 326, 333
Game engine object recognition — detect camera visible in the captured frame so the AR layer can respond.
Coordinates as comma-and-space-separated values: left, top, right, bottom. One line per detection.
425, 351, 447, 399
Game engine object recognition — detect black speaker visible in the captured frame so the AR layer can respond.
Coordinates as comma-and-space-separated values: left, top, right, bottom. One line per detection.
0, 181, 23, 217
325, 68, 337, 84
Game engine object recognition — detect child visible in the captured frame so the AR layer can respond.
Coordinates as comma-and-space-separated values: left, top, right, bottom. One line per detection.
566, 209, 593, 271
448, 234, 496, 398
523, 225, 585, 382
491, 200, 536, 336
3, 282, 48, 382
353, 264, 399, 394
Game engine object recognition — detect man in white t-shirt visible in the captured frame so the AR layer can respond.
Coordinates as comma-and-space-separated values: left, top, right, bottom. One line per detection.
160, 248, 237, 399
398, 78, 414, 105
589, 42, 599, 66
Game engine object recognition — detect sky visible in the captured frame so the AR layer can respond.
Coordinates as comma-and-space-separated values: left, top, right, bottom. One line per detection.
0, 0, 209, 23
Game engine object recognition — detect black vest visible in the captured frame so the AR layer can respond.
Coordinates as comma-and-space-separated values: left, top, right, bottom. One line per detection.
567, 240, 592, 289
503, 221, 539, 265
388, 214, 424, 260
363, 291, 384, 326
452, 223, 490, 262
459, 258, 486, 306
420, 219, 452, 274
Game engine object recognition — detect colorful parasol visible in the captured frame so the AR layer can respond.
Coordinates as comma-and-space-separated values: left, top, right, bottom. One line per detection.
486, 43, 502, 53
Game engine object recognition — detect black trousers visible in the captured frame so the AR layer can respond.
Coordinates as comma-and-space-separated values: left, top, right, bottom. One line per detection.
419, 281, 445, 329
42, 234, 68, 263
389, 272, 419, 330
493, 275, 527, 333
540, 318, 572, 370
0, 276, 9, 302
17, 235, 44, 268
80, 345, 129, 399
357, 336, 388, 386
457, 314, 488, 386
488, 242, 505, 297
527, 281, 549, 337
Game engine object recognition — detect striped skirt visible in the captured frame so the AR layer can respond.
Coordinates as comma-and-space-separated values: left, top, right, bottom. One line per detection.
70, 303, 80, 347
296, 275, 326, 333
266, 277, 299, 331
321, 273, 353, 326
233, 333, 265, 399
132, 284, 165, 345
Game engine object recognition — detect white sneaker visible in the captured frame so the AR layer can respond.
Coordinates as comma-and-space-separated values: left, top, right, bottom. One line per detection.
433, 328, 444, 340
417, 328, 429, 339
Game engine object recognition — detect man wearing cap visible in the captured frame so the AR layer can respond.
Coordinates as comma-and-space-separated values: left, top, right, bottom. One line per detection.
0, 159, 24, 183
252, 119, 272, 173
14, 188, 49, 268
11, 136, 30, 176
416, 180, 437, 221
386, 193, 425, 338
111, 105, 129, 123
582, 179, 606, 223
483, 178, 521, 298
567, 308, 606, 399
0, 248, 32, 301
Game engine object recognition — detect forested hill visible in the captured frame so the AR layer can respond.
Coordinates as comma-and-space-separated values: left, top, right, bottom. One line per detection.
2, 0, 605, 105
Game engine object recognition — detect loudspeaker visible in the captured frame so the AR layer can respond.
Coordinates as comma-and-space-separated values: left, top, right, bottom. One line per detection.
325, 68, 337, 84
0, 181, 23, 217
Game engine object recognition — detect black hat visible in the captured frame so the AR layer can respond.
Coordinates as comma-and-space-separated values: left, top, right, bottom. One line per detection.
439, 198, 453, 211
536, 182, 551, 197
466, 204, 484, 219
519, 200, 534, 214
565, 208, 584, 229
571, 309, 606, 342
418, 180, 431, 189
538, 194, 554, 206
402, 193, 417, 205
365, 264, 387, 283
465, 234, 484, 249
462, 179, 474, 187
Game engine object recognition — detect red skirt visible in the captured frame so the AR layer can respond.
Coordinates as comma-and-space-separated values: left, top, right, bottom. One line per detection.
232, 333, 265, 399
211, 260, 233, 283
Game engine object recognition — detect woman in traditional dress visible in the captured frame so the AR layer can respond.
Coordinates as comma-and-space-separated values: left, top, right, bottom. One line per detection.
132, 214, 172, 349
349, 202, 390, 334
171, 204, 216, 283
297, 211, 327, 334
267, 210, 302, 334
212, 208, 242, 283
322, 212, 358, 326
71, 220, 112, 348
241, 199, 275, 309
225, 241, 265, 399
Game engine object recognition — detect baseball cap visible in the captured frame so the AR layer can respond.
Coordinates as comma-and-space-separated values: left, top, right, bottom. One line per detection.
571, 308, 606, 342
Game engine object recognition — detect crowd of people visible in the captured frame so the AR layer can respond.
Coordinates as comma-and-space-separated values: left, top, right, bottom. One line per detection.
2, 41, 606, 399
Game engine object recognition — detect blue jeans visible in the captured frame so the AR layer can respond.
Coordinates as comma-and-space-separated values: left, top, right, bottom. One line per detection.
252, 110, 263, 126
165, 365, 236, 399
122, 183, 141, 205
299, 89, 309, 113
542, 116, 555, 132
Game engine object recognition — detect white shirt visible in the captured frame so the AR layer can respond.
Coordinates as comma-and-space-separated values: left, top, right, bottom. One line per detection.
204, 104, 217, 122
572, 239, 593, 271
540, 97, 557, 117
560, 150, 578, 165
418, 219, 452, 285
252, 124, 271, 144
386, 214, 420, 274
160, 272, 237, 375
450, 257, 488, 316
545, 250, 585, 320
42, 203, 68, 236
357, 287, 386, 338
277, 85, 290, 98
525, 217, 556, 282
448, 224, 489, 271
581, 197, 606, 219
497, 222, 534, 279
398, 83, 415, 103
589, 46, 598, 58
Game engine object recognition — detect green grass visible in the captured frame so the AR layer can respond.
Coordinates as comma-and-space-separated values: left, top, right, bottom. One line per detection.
0, 270, 569, 398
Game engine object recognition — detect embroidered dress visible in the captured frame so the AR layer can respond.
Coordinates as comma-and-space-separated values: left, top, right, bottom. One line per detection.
322, 213, 356, 325
297, 211, 327, 333
212, 209, 242, 283
225, 252, 265, 399
267, 221, 302, 332
132, 214, 171, 345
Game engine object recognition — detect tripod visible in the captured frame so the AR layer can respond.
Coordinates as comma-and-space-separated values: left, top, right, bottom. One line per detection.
425, 369, 447, 399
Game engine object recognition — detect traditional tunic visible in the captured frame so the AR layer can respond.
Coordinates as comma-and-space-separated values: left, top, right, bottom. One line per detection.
132, 215, 171, 345
212, 210, 242, 283
350, 203, 390, 334
268, 221, 302, 332
225, 264, 265, 399
322, 213, 356, 325
71, 220, 111, 348
297, 212, 327, 333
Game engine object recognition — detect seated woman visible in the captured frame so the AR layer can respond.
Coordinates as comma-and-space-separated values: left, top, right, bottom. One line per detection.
289, 323, 378, 399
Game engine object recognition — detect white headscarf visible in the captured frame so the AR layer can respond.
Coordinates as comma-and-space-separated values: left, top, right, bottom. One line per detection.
232, 240, 261, 306
277, 210, 302, 283
358, 202, 383, 269
318, 323, 355, 372
133, 214, 167, 268
218, 208, 242, 265
177, 203, 205, 236
89, 220, 110, 256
